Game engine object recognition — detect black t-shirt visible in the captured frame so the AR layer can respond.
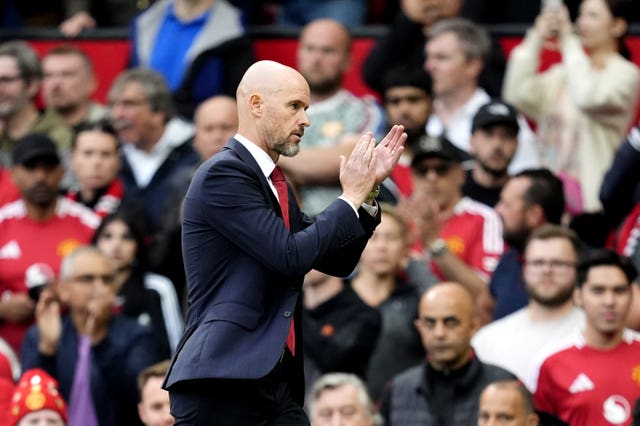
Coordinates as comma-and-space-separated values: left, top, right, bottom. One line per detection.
462, 170, 503, 208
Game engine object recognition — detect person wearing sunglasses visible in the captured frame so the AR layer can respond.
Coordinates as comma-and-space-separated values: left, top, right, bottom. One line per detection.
404, 134, 504, 325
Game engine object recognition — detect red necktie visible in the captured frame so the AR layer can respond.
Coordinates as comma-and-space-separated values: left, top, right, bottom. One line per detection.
270, 165, 295, 355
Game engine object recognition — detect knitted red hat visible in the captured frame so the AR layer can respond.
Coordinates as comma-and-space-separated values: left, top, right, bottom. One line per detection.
8, 369, 67, 426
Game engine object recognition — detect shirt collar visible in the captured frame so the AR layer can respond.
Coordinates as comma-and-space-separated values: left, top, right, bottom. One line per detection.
234, 133, 277, 178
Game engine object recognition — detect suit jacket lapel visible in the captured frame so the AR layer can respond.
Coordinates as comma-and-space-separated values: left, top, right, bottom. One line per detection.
225, 138, 284, 217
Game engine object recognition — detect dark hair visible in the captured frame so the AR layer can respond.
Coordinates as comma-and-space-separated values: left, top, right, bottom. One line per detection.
576, 248, 637, 288
514, 168, 565, 225
72, 119, 120, 150
382, 66, 433, 98
603, 0, 633, 59
92, 208, 151, 272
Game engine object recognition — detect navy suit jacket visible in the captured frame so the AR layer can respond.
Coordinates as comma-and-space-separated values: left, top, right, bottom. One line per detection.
163, 138, 380, 404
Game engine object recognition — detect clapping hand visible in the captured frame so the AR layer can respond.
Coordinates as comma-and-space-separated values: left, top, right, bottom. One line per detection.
373, 125, 407, 186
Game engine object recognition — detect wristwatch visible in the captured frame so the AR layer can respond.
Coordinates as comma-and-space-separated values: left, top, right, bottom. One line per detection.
368, 185, 381, 200
429, 238, 448, 258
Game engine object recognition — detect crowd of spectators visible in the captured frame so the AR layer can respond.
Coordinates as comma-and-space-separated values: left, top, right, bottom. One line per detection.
1, 0, 640, 424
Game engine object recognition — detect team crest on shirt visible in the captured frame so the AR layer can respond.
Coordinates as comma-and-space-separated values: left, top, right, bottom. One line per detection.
56, 239, 83, 258
446, 236, 465, 256
603, 395, 631, 424
632, 365, 640, 386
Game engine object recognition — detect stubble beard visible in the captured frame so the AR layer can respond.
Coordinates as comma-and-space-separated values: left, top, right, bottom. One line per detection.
274, 140, 300, 157
527, 282, 574, 308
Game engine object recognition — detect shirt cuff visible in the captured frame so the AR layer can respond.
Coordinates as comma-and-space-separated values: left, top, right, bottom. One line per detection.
337, 197, 379, 218
338, 196, 359, 217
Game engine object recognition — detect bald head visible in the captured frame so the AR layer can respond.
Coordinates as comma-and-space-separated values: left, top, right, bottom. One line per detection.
415, 282, 477, 371
194, 95, 238, 160
299, 19, 351, 50
297, 19, 351, 98
419, 282, 475, 319
237, 61, 307, 101
235, 60, 310, 161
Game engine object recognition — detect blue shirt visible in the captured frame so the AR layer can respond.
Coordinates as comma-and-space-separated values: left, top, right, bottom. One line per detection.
149, 5, 210, 90
490, 247, 529, 319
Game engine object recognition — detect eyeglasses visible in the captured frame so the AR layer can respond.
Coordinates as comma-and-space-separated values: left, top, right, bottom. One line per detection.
0, 75, 22, 85
525, 259, 576, 270
71, 273, 115, 285
413, 162, 453, 177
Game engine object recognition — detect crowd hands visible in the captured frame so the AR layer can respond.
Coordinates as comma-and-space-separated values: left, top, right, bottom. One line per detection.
1, 0, 640, 424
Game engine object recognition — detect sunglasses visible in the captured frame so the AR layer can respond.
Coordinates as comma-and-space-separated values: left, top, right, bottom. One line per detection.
413, 162, 454, 177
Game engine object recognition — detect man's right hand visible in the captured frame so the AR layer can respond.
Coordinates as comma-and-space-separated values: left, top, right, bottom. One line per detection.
339, 132, 378, 208
0, 293, 35, 324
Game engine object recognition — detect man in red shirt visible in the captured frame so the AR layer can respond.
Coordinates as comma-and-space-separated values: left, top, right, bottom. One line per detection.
0, 133, 100, 354
531, 249, 640, 426
406, 134, 504, 323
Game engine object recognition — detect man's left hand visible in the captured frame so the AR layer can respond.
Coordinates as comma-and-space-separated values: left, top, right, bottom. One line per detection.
374, 125, 407, 185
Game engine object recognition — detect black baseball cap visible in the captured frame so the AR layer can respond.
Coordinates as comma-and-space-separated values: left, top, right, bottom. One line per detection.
411, 134, 467, 166
471, 100, 519, 133
12, 133, 61, 167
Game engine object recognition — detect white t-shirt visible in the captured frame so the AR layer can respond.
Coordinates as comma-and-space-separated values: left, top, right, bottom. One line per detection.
472, 306, 585, 381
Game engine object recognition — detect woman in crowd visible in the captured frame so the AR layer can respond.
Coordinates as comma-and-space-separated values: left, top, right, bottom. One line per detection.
503, 0, 639, 215
93, 210, 183, 358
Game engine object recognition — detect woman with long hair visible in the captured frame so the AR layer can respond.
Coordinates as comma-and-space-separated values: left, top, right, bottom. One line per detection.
93, 210, 183, 358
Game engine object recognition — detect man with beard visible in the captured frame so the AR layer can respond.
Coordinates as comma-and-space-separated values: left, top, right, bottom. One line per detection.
472, 224, 585, 382
279, 18, 385, 217
0, 133, 100, 355
162, 60, 406, 425
41, 45, 108, 132
463, 99, 519, 207
491, 169, 566, 319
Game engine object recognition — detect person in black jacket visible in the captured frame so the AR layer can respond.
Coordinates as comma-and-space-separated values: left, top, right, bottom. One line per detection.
302, 269, 381, 394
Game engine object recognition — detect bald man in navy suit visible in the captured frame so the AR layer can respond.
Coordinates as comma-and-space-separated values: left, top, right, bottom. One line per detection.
163, 60, 406, 425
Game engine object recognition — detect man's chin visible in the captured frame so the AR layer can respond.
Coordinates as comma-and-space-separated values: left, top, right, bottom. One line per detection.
277, 143, 300, 157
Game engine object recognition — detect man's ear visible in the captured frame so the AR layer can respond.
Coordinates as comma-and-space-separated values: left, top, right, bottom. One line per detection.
249, 94, 263, 117
525, 204, 544, 228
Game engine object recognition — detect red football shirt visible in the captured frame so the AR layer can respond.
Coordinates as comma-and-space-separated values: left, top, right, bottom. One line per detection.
533, 330, 640, 426
0, 198, 100, 353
